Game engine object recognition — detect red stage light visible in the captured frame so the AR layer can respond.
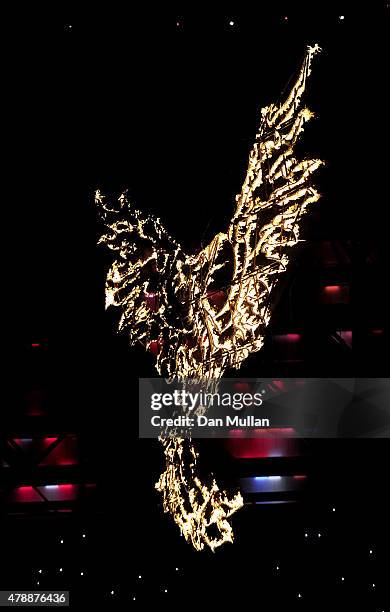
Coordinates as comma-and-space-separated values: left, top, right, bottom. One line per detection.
39, 484, 78, 501
324, 285, 341, 293
372, 329, 384, 335
13, 438, 33, 447
337, 330, 352, 347
274, 334, 301, 342
321, 285, 349, 304
42, 437, 58, 446
206, 289, 226, 309
144, 292, 159, 312
286, 334, 301, 341
148, 339, 164, 355
225, 428, 298, 458
148, 340, 159, 355
233, 382, 251, 392
10, 486, 43, 503
25, 388, 45, 416
272, 380, 285, 391
39, 436, 78, 466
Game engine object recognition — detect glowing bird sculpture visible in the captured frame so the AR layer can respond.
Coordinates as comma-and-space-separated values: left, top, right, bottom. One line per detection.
96, 45, 323, 551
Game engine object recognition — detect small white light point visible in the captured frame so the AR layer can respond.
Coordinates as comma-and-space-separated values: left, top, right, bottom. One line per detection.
339, 15, 345, 20
110, 590, 114, 595
297, 593, 302, 598
175, 567, 179, 571
276, 565, 279, 571
229, 21, 234, 27
369, 549, 373, 554
82, 533, 86, 538
138, 575, 142, 579
59, 568, 63, 573
332, 507, 336, 512
80, 571, 84, 576
38, 569, 42, 574
36, 582, 39, 586
164, 589, 168, 593
341, 577, 345, 582
60, 539, 64, 544
318, 532, 321, 538
372, 583, 375, 588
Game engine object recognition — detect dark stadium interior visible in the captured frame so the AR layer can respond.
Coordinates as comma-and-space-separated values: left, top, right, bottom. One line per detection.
2, 4, 388, 609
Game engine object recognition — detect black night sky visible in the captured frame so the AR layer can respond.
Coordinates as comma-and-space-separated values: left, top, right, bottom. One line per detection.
2, 3, 389, 610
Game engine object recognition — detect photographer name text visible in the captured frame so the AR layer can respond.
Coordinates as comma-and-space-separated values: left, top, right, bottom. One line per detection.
150, 415, 270, 428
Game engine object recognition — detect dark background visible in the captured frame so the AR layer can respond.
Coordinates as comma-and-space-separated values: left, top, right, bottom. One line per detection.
2, 3, 389, 610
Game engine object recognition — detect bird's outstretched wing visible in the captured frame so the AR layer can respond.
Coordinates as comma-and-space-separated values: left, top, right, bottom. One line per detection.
178, 43, 323, 378
95, 190, 188, 359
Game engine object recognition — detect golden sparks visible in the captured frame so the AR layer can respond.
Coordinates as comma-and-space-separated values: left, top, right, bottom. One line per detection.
96, 44, 323, 551
155, 437, 243, 552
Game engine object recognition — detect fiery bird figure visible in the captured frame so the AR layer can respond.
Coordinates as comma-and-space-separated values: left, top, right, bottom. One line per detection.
96, 45, 323, 551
